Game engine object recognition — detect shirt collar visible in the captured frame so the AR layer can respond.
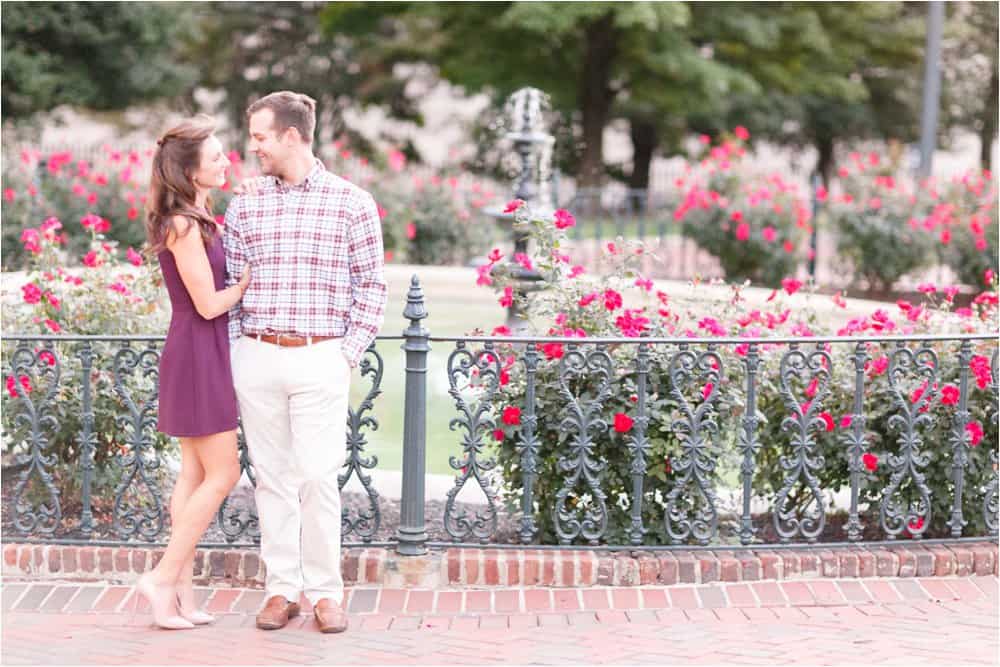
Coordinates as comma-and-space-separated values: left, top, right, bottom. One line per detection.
274, 158, 324, 193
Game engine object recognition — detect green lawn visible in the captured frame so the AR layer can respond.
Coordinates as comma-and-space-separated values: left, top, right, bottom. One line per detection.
350, 265, 506, 474
571, 215, 681, 242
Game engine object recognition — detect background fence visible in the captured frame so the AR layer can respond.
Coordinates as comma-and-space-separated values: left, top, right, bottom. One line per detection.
4, 277, 997, 553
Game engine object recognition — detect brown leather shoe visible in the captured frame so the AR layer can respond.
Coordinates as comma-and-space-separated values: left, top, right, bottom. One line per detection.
314, 598, 348, 634
256, 595, 300, 630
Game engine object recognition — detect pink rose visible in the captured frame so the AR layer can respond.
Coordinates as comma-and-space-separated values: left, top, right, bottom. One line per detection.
553, 209, 576, 230
503, 199, 525, 214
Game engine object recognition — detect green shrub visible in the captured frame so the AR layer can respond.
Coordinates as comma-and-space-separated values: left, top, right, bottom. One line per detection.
939, 171, 999, 288
828, 160, 997, 292
671, 134, 811, 287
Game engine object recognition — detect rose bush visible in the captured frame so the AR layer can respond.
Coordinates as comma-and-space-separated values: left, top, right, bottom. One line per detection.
938, 170, 999, 289
670, 128, 812, 287
2, 147, 155, 270
2, 214, 171, 524
358, 163, 497, 266
2, 141, 500, 271
472, 199, 997, 545
827, 155, 998, 293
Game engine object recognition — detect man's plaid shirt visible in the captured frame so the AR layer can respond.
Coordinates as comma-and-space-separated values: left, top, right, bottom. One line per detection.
224, 159, 387, 367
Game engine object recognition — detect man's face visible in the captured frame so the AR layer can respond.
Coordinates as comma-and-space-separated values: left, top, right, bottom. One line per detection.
248, 108, 290, 176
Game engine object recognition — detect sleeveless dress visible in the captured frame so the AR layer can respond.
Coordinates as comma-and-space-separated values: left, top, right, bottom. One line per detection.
156, 228, 239, 437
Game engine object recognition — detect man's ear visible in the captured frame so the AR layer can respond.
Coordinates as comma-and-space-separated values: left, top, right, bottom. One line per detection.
283, 126, 303, 146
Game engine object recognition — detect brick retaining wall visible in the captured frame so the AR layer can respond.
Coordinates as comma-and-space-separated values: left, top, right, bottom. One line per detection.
3, 542, 996, 589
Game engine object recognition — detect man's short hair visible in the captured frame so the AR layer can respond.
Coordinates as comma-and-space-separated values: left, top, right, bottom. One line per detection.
246, 91, 317, 144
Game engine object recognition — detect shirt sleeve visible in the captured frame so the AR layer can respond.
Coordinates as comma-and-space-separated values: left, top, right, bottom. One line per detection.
223, 196, 245, 343
342, 190, 387, 367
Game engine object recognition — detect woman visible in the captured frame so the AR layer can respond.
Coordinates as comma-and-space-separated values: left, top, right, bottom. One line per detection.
137, 116, 250, 630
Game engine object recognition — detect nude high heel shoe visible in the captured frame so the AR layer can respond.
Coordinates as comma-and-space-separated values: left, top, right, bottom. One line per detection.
135, 574, 194, 630
176, 594, 214, 625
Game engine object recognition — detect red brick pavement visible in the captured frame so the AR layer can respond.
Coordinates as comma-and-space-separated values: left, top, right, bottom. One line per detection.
2, 576, 997, 665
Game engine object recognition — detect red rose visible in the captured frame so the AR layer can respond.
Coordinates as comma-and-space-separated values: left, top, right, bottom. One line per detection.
862, 452, 878, 472
83, 251, 103, 268
502, 406, 521, 426
6, 375, 32, 398
940, 384, 960, 406
613, 412, 634, 433
499, 286, 514, 308
819, 412, 835, 432
966, 420, 984, 447
541, 342, 564, 361
21, 283, 42, 304
603, 289, 623, 312
805, 377, 819, 399
781, 277, 803, 295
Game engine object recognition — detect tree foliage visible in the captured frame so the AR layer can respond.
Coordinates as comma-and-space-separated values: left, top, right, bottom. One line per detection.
2, 2, 198, 119
185, 1, 422, 152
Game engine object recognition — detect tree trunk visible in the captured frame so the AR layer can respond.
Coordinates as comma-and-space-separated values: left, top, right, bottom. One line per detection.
815, 135, 835, 188
577, 13, 618, 188
627, 116, 657, 191
980, 65, 998, 172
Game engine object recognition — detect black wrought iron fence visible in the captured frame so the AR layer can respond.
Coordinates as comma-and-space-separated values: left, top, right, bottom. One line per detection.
3, 278, 998, 553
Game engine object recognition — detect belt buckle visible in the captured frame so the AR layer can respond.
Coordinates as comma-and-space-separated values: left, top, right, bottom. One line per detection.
278, 333, 311, 347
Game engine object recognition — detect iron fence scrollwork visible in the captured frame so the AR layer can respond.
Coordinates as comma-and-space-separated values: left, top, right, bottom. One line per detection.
111, 341, 165, 541
8, 340, 63, 535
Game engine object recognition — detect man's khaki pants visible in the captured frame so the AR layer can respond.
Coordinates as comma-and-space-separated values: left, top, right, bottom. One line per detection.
232, 336, 350, 605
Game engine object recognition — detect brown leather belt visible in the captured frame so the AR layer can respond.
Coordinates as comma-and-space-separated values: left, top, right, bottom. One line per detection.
248, 333, 338, 347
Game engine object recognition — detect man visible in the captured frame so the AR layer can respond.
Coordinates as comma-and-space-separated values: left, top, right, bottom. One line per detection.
224, 91, 387, 633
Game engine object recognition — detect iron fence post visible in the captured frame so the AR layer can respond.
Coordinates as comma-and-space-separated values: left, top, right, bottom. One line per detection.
76, 342, 96, 537
396, 275, 430, 555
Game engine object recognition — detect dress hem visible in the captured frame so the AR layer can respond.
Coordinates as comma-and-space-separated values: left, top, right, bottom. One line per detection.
158, 423, 239, 438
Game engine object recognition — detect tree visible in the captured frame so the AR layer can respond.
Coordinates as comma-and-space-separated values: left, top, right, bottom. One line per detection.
941, 1, 998, 170
682, 2, 925, 185
2, 2, 198, 119
185, 1, 421, 153
323, 2, 700, 187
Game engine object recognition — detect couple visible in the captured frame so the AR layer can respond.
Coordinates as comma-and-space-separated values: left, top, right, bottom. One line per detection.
136, 91, 387, 633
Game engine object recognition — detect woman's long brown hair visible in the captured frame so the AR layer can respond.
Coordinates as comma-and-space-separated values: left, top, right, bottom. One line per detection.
145, 115, 220, 255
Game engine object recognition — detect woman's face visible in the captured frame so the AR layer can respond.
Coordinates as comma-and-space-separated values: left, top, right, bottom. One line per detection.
192, 135, 230, 190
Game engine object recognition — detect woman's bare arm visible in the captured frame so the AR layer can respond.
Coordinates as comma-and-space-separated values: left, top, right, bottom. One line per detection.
167, 216, 250, 320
